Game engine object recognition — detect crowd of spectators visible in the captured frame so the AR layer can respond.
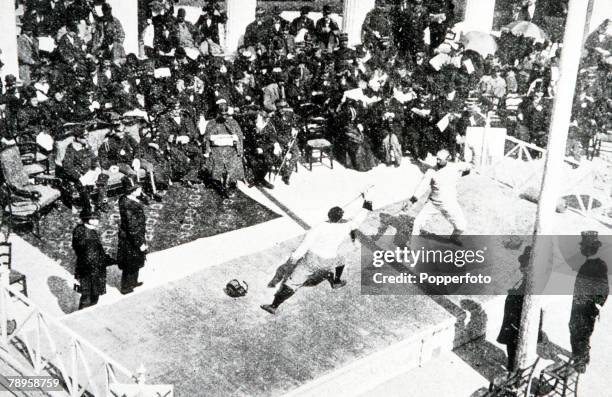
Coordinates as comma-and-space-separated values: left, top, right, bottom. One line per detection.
0, 0, 609, 214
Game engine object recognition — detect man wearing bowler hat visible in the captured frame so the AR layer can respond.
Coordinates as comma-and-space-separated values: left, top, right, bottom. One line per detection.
72, 207, 115, 309
117, 176, 147, 294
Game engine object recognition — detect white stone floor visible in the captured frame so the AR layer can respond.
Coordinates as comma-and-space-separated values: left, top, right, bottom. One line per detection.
13, 159, 423, 319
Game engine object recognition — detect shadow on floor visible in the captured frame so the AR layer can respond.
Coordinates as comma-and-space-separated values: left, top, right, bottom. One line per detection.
47, 275, 79, 314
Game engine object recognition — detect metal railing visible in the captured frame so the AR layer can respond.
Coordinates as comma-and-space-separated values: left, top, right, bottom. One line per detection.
0, 268, 136, 397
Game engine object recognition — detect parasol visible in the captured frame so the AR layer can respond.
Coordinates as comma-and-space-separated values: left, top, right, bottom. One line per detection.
505, 21, 548, 42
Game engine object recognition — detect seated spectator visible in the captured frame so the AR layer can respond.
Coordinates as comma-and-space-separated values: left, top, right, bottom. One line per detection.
203, 99, 245, 197
59, 127, 110, 213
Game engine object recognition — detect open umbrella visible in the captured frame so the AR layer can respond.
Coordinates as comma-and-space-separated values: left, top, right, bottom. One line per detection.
460, 31, 498, 57
505, 21, 548, 42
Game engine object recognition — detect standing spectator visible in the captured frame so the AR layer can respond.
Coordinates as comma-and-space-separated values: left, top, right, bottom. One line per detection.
72, 208, 114, 309
289, 6, 315, 38
244, 8, 270, 50
175, 8, 197, 51
569, 231, 609, 373
195, 4, 226, 46
117, 176, 147, 295
315, 5, 340, 52
17, 23, 39, 85
361, 0, 392, 52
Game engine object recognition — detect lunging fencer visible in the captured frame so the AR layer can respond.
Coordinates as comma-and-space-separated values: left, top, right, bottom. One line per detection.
408, 149, 472, 244
261, 196, 374, 315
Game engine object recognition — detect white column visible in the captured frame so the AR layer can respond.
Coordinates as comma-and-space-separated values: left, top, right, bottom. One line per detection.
0, 0, 19, 85
107, 0, 139, 56
225, 0, 257, 54
463, 0, 496, 32
589, 0, 612, 33
342, 0, 375, 47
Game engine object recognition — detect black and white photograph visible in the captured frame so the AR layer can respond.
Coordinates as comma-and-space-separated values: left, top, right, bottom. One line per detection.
0, 0, 610, 396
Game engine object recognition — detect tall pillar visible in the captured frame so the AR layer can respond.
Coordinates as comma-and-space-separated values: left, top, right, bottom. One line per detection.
343, 0, 375, 47
0, 0, 19, 85
589, 0, 612, 33
463, 0, 496, 32
225, 0, 257, 54
107, 0, 139, 56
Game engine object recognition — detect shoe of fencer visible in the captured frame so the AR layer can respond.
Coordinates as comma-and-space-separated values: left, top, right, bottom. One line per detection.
331, 280, 347, 289
260, 304, 277, 314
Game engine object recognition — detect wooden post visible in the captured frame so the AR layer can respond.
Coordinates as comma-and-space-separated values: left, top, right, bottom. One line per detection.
515, 0, 590, 369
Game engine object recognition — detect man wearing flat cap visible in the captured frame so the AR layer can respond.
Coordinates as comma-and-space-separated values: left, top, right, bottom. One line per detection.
72, 207, 114, 309
117, 176, 147, 294
569, 231, 609, 373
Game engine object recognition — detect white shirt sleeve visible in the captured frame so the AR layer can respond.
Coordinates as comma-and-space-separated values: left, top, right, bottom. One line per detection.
290, 227, 319, 262
413, 169, 434, 199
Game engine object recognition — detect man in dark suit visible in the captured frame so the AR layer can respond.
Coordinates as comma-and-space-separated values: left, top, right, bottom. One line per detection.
72, 208, 114, 309
117, 176, 147, 294
569, 231, 609, 373
57, 21, 87, 67
289, 6, 315, 37
244, 8, 271, 49
315, 5, 340, 51
195, 4, 227, 45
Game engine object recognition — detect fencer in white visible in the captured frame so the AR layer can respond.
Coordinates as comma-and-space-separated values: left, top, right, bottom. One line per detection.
410, 149, 472, 239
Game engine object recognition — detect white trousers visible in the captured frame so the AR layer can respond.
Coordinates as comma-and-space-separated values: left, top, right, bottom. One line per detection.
411, 200, 467, 236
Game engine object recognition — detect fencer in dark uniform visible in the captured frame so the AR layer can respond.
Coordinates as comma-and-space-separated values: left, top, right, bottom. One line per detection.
72, 208, 114, 309
117, 177, 147, 294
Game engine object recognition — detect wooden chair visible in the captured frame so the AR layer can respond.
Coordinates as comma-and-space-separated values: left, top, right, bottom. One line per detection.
18, 139, 51, 176
537, 357, 580, 397
0, 145, 61, 236
305, 139, 334, 171
486, 357, 540, 397
0, 242, 27, 297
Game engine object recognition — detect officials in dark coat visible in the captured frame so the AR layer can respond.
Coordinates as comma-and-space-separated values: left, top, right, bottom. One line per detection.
72, 208, 114, 309
117, 177, 147, 294
569, 231, 609, 373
